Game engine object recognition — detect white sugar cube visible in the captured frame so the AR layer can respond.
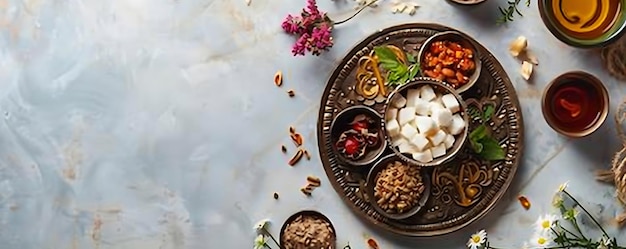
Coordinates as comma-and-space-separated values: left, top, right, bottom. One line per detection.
386, 119, 401, 138
406, 89, 421, 107
434, 95, 444, 105
428, 129, 447, 146
432, 108, 453, 127
414, 98, 430, 116
449, 114, 466, 135
428, 102, 445, 116
401, 124, 418, 140
412, 150, 434, 163
386, 108, 398, 122
420, 85, 436, 101
430, 143, 447, 158
392, 137, 408, 147
441, 94, 460, 113
398, 107, 416, 126
415, 116, 438, 136
398, 141, 415, 153
409, 116, 418, 128
444, 134, 455, 149
391, 94, 407, 108
410, 134, 430, 152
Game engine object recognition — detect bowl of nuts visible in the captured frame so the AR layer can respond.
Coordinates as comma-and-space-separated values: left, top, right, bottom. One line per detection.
366, 154, 430, 220
280, 210, 336, 249
418, 31, 482, 93
330, 106, 387, 167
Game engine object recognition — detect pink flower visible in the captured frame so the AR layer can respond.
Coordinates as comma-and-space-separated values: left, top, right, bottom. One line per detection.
308, 23, 333, 55
292, 33, 310, 56
281, 14, 302, 34
306, 0, 320, 17
282, 0, 369, 56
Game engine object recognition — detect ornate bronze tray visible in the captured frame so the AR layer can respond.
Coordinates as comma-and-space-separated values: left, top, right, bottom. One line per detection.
316, 23, 524, 236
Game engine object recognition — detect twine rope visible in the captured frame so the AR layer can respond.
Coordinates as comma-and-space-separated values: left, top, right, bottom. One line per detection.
596, 98, 626, 226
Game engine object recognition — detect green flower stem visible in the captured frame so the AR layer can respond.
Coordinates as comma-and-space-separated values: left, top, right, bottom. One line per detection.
559, 226, 582, 240
570, 217, 588, 241
262, 228, 283, 249
334, 0, 377, 25
563, 190, 610, 238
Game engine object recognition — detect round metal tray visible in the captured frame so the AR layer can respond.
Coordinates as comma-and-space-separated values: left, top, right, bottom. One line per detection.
316, 23, 524, 237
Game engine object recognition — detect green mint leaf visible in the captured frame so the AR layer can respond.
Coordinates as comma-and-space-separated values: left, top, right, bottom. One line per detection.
374, 46, 399, 65
483, 105, 495, 121
379, 59, 400, 70
408, 64, 420, 80
407, 54, 416, 64
469, 125, 488, 141
479, 137, 505, 160
471, 140, 484, 154
399, 74, 409, 85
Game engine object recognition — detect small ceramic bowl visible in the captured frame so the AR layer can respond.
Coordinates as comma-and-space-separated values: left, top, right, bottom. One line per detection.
366, 154, 430, 220
330, 105, 387, 167
541, 71, 609, 138
418, 31, 482, 94
383, 78, 469, 167
280, 210, 336, 249
538, 0, 626, 48
447, 0, 487, 5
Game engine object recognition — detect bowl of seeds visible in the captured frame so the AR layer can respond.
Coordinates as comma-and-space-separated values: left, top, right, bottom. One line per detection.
366, 154, 430, 220
280, 210, 336, 249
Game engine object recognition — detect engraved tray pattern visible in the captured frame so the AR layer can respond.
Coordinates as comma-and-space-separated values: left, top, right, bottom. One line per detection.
316, 23, 524, 236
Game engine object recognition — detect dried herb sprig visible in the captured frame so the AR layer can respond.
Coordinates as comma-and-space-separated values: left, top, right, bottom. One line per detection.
496, 0, 531, 24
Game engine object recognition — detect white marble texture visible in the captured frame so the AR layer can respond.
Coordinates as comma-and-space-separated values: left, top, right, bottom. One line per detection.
0, 0, 625, 248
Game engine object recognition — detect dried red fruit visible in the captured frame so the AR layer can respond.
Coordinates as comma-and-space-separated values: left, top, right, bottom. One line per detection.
344, 136, 360, 155
352, 120, 369, 132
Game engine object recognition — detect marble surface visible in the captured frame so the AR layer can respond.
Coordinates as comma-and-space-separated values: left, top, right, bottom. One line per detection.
1, 0, 626, 248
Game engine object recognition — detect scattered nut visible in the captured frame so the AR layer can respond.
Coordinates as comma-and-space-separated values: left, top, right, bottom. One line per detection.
303, 150, 311, 160
288, 149, 304, 166
291, 133, 303, 147
274, 192, 279, 199
289, 126, 296, 134
521, 61, 533, 80
300, 187, 312, 196
274, 70, 283, 86
518, 195, 531, 210
367, 238, 380, 249
509, 36, 528, 57
307, 176, 321, 187
281, 145, 287, 153
287, 89, 295, 97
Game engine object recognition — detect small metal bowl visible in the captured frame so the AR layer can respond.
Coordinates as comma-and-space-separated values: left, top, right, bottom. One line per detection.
330, 105, 387, 167
447, 0, 487, 5
280, 210, 337, 249
417, 31, 482, 94
538, 0, 626, 48
365, 154, 430, 220
383, 78, 469, 167
541, 71, 609, 138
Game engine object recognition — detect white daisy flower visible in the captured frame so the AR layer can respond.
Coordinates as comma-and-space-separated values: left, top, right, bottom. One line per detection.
254, 234, 267, 249
530, 233, 554, 248
552, 193, 564, 209
557, 181, 569, 193
535, 214, 558, 233
254, 219, 270, 232
598, 236, 611, 249
466, 230, 487, 249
